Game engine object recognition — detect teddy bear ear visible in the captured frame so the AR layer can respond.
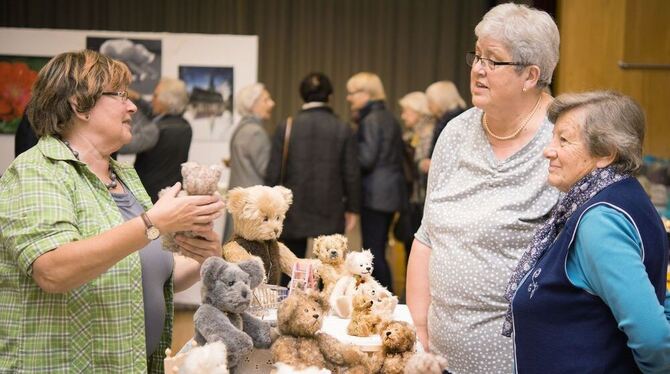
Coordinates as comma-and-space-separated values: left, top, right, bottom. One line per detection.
238, 258, 265, 288
338, 235, 348, 248
273, 185, 293, 206
201, 257, 227, 286
226, 187, 247, 214
310, 290, 330, 312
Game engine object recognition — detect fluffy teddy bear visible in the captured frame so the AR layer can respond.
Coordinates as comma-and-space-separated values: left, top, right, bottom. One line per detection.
329, 250, 398, 318
178, 341, 229, 374
162, 162, 224, 253
194, 257, 273, 372
403, 352, 449, 374
368, 320, 417, 374
347, 293, 383, 337
312, 234, 349, 298
272, 289, 369, 373
222, 185, 318, 285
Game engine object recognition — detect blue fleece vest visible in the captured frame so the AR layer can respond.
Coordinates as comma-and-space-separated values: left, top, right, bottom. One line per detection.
511, 177, 668, 374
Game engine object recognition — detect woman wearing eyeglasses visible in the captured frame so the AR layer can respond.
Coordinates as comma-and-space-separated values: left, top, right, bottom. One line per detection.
0, 50, 225, 373
406, 4, 561, 373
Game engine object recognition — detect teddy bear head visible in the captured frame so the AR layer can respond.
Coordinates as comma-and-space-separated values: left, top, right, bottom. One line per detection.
344, 249, 374, 276
378, 320, 416, 354
226, 185, 293, 241
277, 289, 329, 337
313, 234, 348, 265
200, 257, 265, 314
351, 292, 374, 313
181, 162, 224, 195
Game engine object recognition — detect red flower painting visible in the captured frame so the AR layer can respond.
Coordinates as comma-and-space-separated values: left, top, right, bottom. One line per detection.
0, 61, 38, 133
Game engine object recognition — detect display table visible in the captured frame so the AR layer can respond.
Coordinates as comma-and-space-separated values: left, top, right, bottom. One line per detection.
166, 305, 415, 373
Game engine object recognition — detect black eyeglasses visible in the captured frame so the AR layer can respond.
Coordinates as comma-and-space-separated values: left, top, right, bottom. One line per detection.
101, 91, 129, 102
466, 51, 528, 71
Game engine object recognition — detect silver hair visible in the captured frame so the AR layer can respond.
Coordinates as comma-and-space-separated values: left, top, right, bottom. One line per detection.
548, 91, 645, 174
425, 81, 466, 116
235, 83, 265, 117
398, 91, 432, 117
155, 77, 189, 115
475, 3, 559, 87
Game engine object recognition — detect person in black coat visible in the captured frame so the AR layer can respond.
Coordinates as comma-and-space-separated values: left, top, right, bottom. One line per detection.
266, 72, 361, 270
425, 81, 467, 160
346, 72, 406, 291
14, 111, 39, 157
134, 78, 193, 203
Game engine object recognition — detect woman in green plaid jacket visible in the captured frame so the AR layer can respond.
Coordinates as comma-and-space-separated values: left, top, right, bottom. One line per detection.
0, 50, 224, 373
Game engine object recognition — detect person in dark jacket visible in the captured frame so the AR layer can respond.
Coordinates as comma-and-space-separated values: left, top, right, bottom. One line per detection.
14, 111, 39, 157
425, 80, 467, 161
346, 72, 406, 291
266, 72, 361, 270
134, 77, 193, 203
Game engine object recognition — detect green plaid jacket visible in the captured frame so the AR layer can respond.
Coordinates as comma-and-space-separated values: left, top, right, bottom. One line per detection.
0, 136, 172, 373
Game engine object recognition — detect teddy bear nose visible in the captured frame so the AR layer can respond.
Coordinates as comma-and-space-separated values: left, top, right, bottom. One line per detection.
386, 331, 391, 337
312, 313, 319, 319
274, 228, 280, 235
241, 290, 248, 299
366, 267, 371, 271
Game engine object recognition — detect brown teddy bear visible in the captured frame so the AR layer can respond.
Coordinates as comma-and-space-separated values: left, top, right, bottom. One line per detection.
312, 234, 349, 298
347, 293, 383, 337
403, 352, 449, 374
222, 185, 316, 285
162, 162, 223, 253
368, 320, 417, 374
271, 289, 369, 373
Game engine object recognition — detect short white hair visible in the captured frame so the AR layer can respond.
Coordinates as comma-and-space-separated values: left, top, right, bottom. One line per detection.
399, 91, 431, 117
475, 3, 559, 87
155, 77, 189, 115
235, 83, 265, 117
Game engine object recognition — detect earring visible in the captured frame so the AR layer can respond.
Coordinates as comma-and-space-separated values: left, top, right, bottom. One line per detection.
85, 114, 90, 120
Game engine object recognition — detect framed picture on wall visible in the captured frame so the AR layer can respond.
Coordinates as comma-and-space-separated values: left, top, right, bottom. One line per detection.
0, 55, 50, 134
87, 37, 162, 100
179, 65, 234, 141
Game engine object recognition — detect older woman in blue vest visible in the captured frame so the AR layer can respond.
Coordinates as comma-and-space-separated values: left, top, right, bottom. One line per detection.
505, 91, 670, 373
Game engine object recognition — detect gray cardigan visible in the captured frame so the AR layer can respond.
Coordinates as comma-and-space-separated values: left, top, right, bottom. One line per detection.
228, 115, 271, 189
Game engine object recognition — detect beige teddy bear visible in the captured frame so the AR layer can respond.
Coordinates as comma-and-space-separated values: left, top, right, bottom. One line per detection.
271, 289, 369, 373
222, 185, 318, 285
312, 234, 349, 298
162, 162, 223, 253
347, 293, 383, 337
368, 321, 417, 374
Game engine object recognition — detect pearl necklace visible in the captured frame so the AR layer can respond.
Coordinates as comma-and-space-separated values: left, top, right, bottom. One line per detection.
62, 140, 118, 190
483, 94, 543, 141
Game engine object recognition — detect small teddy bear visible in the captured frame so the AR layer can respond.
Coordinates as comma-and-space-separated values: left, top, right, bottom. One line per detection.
312, 234, 349, 298
194, 257, 273, 371
347, 293, 383, 337
162, 162, 223, 253
403, 352, 449, 374
272, 289, 369, 373
222, 185, 318, 285
368, 320, 417, 374
329, 250, 397, 318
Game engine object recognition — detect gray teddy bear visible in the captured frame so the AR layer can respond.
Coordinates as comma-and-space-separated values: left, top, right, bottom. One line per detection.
194, 257, 273, 371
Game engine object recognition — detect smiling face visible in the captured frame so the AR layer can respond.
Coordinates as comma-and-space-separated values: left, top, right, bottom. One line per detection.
543, 108, 613, 192
470, 36, 528, 112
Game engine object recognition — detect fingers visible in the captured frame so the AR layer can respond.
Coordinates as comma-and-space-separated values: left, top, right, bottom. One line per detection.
176, 233, 222, 264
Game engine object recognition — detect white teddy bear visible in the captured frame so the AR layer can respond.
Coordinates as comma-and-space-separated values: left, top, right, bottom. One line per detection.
328, 250, 397, 319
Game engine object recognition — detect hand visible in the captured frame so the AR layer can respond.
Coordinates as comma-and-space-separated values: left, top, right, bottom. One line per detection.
148, 183, 225, 234
344, 212, 358, 233
419, 158, 431, 173
175, 230, 221, 264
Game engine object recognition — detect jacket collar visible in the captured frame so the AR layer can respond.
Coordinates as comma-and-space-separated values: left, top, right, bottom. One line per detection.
357, 100, 385, 121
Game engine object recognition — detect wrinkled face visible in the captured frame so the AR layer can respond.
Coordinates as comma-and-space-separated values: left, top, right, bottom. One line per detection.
346, 251, 373, 275
252, 89, 275, 120
543, 108, 609, 192
401, 106, 421, 128
381, 322, 415, 353
470, 36, 528, 112
86, 86, 137, 149
208, 267, 253, 314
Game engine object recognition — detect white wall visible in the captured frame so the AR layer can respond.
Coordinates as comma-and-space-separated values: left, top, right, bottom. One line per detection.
0, 27, 258, 174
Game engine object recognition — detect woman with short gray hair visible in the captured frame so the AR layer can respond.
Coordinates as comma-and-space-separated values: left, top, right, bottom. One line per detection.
406, 3, 561, 373
507, 91, 670, 373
